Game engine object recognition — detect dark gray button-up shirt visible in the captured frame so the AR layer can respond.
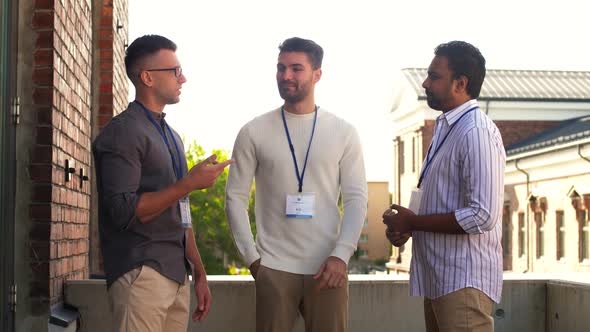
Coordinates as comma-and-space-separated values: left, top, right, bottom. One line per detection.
93, 101, 189, 287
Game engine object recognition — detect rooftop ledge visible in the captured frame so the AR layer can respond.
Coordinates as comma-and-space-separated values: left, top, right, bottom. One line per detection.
65, 273, 590, 332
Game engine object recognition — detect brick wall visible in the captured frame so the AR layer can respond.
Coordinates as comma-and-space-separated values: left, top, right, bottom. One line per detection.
28, 0, 128, 306
30, 0, 94, 305
90, 0, 128, 276
495, 120, 560, 148
96, 0, 128, 129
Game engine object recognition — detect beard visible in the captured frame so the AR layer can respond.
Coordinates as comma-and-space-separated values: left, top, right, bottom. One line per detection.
278, 80, 310, 103
425, 89, 451, 111
426, 92, 442, 110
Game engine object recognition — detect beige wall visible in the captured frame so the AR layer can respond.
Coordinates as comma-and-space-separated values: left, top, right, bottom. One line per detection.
358, 182, 391, 261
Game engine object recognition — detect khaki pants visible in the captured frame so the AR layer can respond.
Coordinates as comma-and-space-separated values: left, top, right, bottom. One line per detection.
424, 287, 494, 332
255, 265, 348, 332
108, 265, 190, 332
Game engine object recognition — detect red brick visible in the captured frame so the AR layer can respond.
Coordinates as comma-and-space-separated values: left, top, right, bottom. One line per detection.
51, 223, 63, 241
30, 241, 51, 261
33, 87, 53, 105
36, 30, 53, 48
33, 68, 53, 86
99, 82, 112, 93
30, 222, 51, 242
32, 183, 52, 201
29, 164, 52, 182
495, 120, 561, 147
36, 126, 53, 144
32, 146, 52, 163
35, 0, 55, 10
32, 11, 54, 29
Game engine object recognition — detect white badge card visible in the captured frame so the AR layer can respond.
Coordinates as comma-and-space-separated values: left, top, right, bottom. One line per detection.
180, 197, 193, 228
408, 188, 423, 214
286, 192, 316, 219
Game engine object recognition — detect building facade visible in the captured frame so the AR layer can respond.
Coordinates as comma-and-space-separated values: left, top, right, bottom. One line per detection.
0, 1, 128, 331
356, 181, 391, 262
504, 116, 590, 272
388, 69, 590, 274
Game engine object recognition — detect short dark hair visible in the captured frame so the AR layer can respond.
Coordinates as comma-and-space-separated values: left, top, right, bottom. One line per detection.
278, 37, 324, 69
434, 41, 486, 99
124, 35, 177, 82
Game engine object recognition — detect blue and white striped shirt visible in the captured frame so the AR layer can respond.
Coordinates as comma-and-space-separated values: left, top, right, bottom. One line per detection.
411, 99, 505, 303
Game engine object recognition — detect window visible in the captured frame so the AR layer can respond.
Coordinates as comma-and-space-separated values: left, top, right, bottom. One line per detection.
518, 212, 526, 257
556, 211, 565, 260
580, 210, 589, 262
399, 140, 405, 174
535, 212, 545, 258
502, 206, 512, 257
359, 234, 369, 243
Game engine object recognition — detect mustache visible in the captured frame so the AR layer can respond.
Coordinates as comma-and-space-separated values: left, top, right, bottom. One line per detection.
279, 81, 297, 87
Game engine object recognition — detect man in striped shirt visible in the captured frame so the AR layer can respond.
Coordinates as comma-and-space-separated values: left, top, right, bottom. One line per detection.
383, 41, 505, 332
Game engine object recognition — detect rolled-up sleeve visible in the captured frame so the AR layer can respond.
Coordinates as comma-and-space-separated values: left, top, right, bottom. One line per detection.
93, 119, 142, 231
455, 127, 505, 234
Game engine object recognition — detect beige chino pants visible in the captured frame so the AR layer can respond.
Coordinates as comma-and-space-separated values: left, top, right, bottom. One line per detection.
108, 265, 190, 332
255, 265, 348, 332
423, 287, 494, 332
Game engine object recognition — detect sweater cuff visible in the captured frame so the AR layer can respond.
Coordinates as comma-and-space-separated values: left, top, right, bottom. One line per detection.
330, 244, 355, 265
244, 248, 261, 268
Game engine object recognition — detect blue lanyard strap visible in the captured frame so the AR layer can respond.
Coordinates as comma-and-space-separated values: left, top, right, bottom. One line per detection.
136, 101, 183, 180
281, 106, 318, 193
417, 106, 478, 188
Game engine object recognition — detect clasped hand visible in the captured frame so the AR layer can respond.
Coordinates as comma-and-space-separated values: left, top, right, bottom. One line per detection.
382, 204, 414, 247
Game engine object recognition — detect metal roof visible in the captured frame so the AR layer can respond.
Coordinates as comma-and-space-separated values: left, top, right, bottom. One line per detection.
403, 68, 590, 101
506, 115, 590, 156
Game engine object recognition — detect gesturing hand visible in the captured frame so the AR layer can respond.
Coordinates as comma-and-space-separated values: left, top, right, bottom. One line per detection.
185, 154, 233, 191
313, 256, 348, 290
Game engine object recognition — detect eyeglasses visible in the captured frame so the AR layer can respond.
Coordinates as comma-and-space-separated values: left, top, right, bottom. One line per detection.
145, 66, 182, 78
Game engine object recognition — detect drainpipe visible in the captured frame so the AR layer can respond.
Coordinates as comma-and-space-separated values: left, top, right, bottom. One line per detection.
485, 100, 490, 115
514, 159, 531, 273
579, 144, 590, 164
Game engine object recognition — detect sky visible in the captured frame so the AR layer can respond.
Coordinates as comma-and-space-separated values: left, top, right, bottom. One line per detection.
128, 0, 590, 183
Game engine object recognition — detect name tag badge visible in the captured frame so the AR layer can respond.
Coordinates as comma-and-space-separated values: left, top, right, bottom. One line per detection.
180, 197, 193, 228
408, 188, 423, 214
286, 192, 315, 219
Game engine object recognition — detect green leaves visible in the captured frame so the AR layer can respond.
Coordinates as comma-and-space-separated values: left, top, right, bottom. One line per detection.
186, 141, 256, 274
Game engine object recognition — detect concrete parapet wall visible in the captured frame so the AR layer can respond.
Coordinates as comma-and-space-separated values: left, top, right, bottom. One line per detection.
65, 276, 589, 332
547, 281, 590, 332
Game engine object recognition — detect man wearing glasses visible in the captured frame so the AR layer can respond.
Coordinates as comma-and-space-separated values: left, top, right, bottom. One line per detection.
93, 35, 232, 331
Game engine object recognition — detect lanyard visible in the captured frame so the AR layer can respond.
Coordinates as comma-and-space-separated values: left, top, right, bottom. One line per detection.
281, 105, 318, 193
417, 106, 478, 188
136, 101, 183, 180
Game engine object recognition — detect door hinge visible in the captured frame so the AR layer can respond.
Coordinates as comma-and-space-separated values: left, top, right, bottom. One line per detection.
9, 284, 17, 312
12, 96, 20, 125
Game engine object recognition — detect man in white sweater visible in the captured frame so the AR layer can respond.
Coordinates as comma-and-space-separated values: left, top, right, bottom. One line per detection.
225, 37, 368, 332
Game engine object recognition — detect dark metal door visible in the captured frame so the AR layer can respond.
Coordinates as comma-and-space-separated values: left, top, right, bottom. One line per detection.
0, 0, 17, 330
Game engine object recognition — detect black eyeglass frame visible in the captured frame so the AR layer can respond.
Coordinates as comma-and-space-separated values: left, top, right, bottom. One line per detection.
144, 66, 182, 78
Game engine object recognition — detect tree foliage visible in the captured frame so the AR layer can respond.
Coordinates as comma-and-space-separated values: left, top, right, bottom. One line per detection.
186, 141, 256, 274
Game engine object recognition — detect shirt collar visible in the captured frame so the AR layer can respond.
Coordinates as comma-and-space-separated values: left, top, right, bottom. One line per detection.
131, 101, 167, 122
437, 99, 478, 126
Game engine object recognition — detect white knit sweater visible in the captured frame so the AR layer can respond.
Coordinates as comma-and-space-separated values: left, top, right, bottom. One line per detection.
225, 107, 368, 274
